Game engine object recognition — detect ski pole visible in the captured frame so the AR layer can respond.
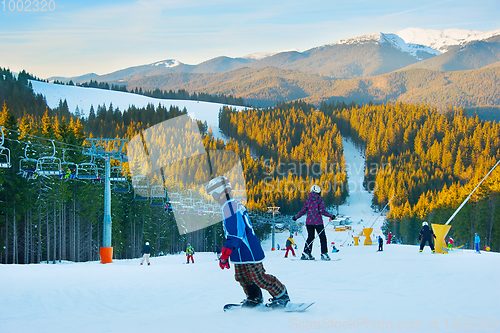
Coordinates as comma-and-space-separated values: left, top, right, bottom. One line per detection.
303, 218, 335, 251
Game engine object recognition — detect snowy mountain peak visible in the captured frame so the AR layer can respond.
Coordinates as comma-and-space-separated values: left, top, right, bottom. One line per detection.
395, 27, 500, 53
378, 33, 441, 59
150, 59, 181, 68
334, 32, 440, 60
335, 33, 383, 46
333, 27, 500, 59
243, 49, 300, 60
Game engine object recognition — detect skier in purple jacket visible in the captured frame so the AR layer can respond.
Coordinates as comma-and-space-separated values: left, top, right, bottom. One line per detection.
293, 185, 335, 260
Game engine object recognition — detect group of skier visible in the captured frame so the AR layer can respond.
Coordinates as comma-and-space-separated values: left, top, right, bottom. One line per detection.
138, 178, 485, 311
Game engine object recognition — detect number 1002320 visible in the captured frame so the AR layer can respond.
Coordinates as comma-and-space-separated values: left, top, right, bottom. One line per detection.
2, 0, 55, 12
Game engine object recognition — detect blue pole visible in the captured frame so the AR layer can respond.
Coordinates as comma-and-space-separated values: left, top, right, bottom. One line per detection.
103, 156, 112, 248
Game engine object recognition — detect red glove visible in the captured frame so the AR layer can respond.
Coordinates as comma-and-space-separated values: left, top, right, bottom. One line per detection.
219, 247, 232, 270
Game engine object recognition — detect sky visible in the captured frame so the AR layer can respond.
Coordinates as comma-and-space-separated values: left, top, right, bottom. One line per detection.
0, 0, 499, 79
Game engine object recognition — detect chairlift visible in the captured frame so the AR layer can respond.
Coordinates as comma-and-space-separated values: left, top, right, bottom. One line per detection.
36, 140, 62, 176
134, 187, 149, 201
0, 148, 10, 168
132, 175, 150, 189
110, 165, 127, 182
0, 127, 11, 168
60, 149, 78, 180
150, 185, 167, 207
180, 189, 195, 212
76, 162, 99, 180
113, 181, 130, 193
19, 142, 38, 180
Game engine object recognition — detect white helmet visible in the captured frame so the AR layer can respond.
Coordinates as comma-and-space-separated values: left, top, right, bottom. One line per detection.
310, 185, 321, 194
205, 176, 232, 200
146, 241, 149, 245
422, 222, 428, 226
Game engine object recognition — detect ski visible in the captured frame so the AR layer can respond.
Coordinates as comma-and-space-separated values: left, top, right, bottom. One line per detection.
290, 258, 341, 262
441, 245, 464, 253
223, 302, 314, 312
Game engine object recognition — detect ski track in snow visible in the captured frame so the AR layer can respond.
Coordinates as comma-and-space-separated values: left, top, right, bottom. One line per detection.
5, 82, 496, 333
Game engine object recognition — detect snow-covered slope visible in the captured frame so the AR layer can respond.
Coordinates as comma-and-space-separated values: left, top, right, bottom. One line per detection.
1, 244, 498, 333
30, 80, 245, 140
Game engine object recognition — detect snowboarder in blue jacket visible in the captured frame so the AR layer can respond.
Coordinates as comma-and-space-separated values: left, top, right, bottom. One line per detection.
205, 176, 290, 308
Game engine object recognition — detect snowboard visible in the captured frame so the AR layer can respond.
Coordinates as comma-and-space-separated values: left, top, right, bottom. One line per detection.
223, 302, 314, 312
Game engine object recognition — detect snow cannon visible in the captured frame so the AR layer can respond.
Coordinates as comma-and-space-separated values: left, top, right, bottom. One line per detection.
362, 228, 373, 245
100, 247, 113, 264
431, 224, 451, 254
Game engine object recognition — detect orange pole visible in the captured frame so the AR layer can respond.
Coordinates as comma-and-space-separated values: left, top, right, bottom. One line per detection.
100, 247, 113, 264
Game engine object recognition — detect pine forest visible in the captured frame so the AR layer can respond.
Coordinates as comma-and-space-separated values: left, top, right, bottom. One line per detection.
1, 67, 500, 265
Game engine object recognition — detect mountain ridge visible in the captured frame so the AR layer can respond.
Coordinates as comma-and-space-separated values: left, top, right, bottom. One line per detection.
50, 27, 500, 83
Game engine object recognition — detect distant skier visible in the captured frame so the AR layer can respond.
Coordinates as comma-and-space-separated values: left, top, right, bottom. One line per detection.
418, 222, 436, 253
386, 232, 392, 244
140, 241, 151, 265
284, 234, 296, 258
377, 236, 383, 251
205, 176, 290, 308
447, 237, 454, 251
474, 233, 481, 253
292, 185, 335, 261
186, 244, 195, 264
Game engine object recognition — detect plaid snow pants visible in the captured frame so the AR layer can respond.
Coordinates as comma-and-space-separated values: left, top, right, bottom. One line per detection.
234, 263, 285, 297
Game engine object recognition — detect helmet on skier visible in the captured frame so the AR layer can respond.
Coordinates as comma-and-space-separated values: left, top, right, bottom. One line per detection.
205, 176, 232, 203
310, 185, 321, 194
422, 221, 428, 226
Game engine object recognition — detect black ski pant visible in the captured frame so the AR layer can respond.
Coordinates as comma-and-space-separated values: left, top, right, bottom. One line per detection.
378, 243, 383, 251
304, 224, 328, 254
419, 238, 435, 251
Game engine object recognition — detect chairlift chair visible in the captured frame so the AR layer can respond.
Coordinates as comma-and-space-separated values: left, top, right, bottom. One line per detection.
110, 165, 127, 182
36, 140, 62, 176
76, 162, 99, 180
150, 185, 167, 207
36, 156, 62, 176
19, 142, 39, 179
0, 127, 11, 168
113, 181, 130, 193
132, 175, 150, 189
60, 149, 78, 180
0, 147, 10, 168
134, 187, 149, 201
180, 190, 195, 212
